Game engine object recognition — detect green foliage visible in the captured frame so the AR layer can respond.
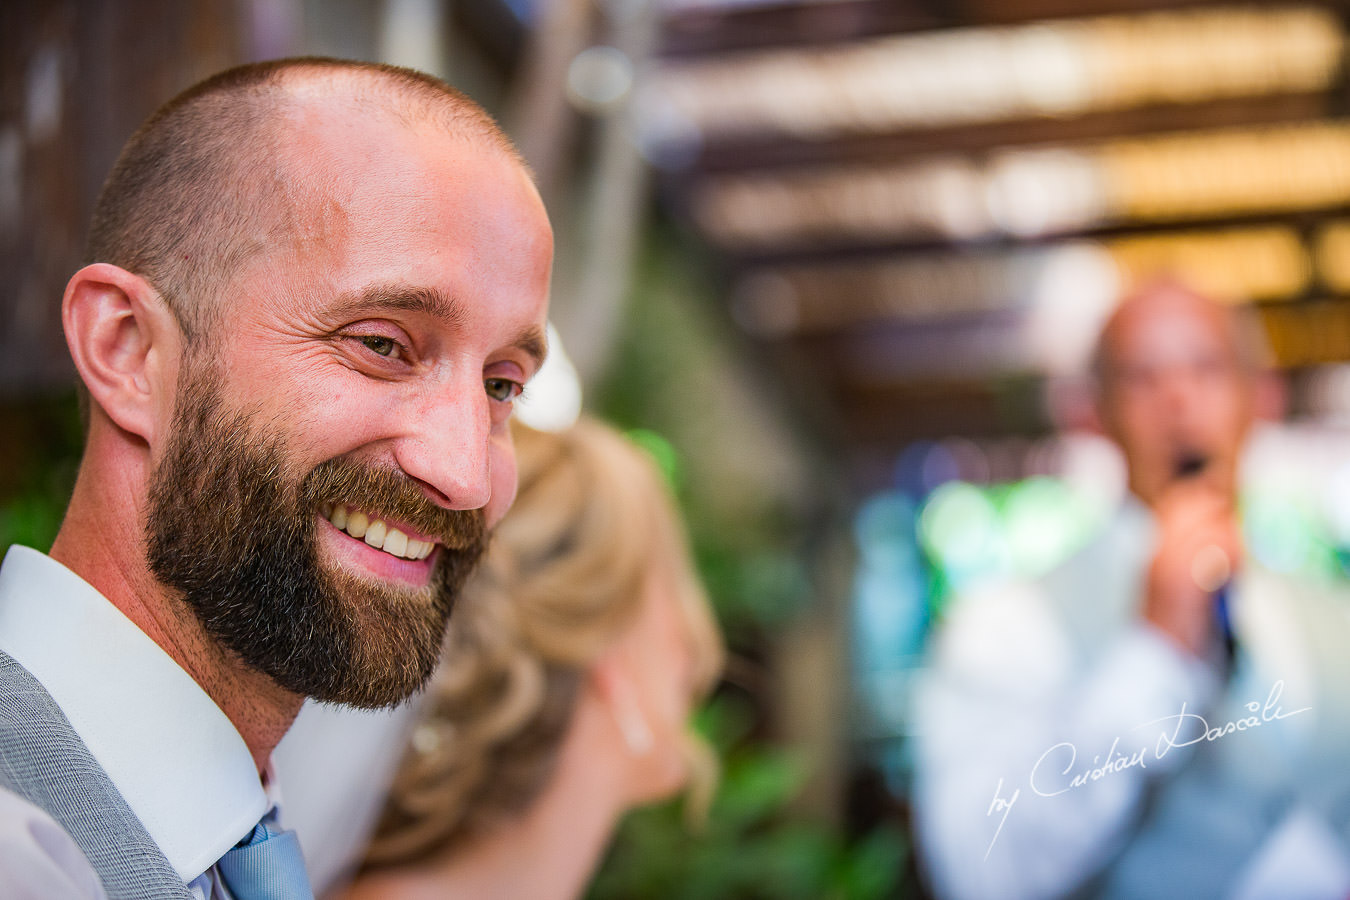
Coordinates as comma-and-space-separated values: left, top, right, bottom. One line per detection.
0, 485, 67, 554
0, 394, 83, 555
587, 696, 907, 900
592, 225, 818, 641
692, 538, 814, 641
585, 225, 906, 897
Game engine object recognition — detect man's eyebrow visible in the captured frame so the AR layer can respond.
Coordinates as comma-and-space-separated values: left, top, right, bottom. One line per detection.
514, 325, 549, 372
331, 285, 467, 326
331, 284, 548, 369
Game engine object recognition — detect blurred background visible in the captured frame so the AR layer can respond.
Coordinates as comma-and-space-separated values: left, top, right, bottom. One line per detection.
9, 0, 1350, 896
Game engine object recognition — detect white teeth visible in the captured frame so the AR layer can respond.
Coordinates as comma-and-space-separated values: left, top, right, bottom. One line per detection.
364, 520, 387, 549
327, 504, 435, 561
346, 510, 369, 539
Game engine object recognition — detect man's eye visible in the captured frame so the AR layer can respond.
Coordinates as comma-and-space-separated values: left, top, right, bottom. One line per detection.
359, 335, 400, 358
484, 377, 520, 402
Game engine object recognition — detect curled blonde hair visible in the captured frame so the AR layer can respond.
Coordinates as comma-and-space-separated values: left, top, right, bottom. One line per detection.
363, 418, 724, 867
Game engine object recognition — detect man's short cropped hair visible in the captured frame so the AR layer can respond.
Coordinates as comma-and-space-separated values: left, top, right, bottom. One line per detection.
84, 57, 522, 344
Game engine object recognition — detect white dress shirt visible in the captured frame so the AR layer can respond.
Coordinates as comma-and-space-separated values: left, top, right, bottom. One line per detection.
0, 545, 271, 897
273, 697, 422, 896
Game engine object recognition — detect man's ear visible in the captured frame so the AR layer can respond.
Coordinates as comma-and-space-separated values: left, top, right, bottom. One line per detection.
62, 264, 182, 446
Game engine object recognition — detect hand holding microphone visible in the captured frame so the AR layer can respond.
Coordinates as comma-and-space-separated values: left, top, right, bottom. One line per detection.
1142, 456, 1242, 662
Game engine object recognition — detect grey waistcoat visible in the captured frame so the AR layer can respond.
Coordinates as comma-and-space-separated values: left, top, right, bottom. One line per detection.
0, 649, 193, 899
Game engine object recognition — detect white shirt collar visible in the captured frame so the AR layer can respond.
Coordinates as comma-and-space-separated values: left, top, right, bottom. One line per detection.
0, 545, 269, 881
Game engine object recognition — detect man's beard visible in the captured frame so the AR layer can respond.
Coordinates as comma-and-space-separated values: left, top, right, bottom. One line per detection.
144, 371, 487, 709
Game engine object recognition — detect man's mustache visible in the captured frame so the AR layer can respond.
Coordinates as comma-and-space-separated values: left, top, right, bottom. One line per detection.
300, 459, 486, 551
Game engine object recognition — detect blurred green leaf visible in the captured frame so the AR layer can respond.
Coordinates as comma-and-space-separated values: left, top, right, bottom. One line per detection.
588, 227, 908, 898
587, 696, 908, 900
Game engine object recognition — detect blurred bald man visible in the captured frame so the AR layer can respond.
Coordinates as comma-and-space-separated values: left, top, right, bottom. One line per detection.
0, 58, 551, 898
913, 281, 1350, 900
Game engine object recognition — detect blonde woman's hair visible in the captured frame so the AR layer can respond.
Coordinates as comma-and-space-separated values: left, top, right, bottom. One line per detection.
363, 417, 724, 867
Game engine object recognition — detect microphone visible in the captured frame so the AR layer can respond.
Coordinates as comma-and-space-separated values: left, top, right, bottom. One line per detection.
1212, 582, 1236, 667
1174, 453, 1238, 666
1173, 453, 1208, 480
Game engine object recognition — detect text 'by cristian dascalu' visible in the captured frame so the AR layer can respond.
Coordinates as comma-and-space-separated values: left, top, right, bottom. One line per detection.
982, 680, 1310, 860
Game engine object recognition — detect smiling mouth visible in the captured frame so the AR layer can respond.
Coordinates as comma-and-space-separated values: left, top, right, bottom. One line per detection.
320, 502, 436, 561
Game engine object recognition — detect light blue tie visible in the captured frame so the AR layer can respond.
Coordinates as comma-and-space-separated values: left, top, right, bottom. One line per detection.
217, 811, 315, 900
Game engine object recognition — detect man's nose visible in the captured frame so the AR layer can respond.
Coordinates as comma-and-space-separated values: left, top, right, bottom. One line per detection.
391, 381, 493, 511
1159, 367, 1206, 418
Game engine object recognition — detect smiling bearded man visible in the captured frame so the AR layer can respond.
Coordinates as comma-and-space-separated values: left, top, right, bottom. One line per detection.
0, 57, 552, 900
145, 358, 489, 709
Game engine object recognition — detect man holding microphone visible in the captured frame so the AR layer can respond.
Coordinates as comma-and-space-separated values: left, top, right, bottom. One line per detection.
913, 281, 1350, 899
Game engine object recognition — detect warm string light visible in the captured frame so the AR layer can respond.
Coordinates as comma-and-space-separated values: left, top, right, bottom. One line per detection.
1314, 220, 1350, 293
1261, 302, 1350, 367
658, 6, 1350, 373
1106, 228, 1310, 303
695, 123, 1350, 247
645, 6, 1342, 144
